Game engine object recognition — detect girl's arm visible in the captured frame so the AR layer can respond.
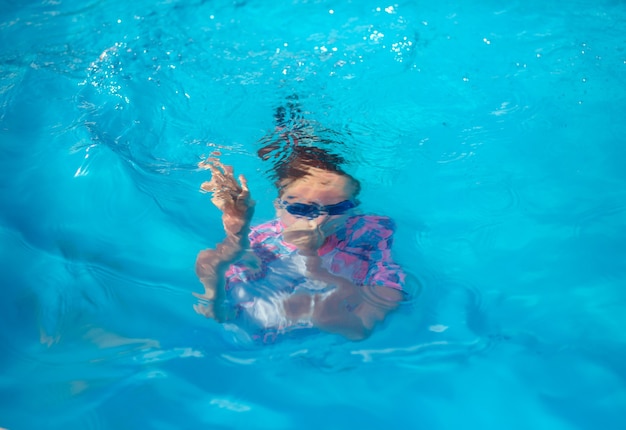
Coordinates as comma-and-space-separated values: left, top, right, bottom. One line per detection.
283, 254, 403, 340
194, 158, 254, 322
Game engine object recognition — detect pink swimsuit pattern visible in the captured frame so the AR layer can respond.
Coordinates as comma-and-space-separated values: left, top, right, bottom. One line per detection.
224, 215, 405, 341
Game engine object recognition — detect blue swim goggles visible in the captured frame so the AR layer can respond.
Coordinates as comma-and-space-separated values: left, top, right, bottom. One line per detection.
279, 199, 358, 219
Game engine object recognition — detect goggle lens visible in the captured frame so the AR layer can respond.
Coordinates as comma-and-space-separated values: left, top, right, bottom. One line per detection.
282, 200, 357, 218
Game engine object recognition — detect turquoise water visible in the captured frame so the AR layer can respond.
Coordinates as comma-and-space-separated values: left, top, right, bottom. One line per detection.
1, 0, 625, 428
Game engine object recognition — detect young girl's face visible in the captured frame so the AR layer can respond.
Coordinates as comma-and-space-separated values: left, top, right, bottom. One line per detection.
277, 167, 358, 239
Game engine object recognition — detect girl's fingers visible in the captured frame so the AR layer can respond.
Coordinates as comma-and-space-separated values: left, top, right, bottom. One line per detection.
207, 161, 239, 188
205, 158, 230, 176
198, 157, 220, 170
200, 161, 225, 190
238, 174, 249, 192
200, 159, 247, 210
199, 159, 229, 185
235, 175, 254, 211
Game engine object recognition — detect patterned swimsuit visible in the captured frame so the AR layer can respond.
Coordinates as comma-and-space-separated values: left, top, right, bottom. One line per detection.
223, 215, 405, 342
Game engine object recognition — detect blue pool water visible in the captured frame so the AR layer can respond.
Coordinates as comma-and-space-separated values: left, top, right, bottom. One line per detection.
1, 0, 625, 428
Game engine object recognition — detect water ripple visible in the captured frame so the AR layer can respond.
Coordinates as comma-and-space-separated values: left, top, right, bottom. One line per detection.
467, 174, 521, 218
349, 337, 490, 366
210, 270, 492, 371
573, 199, 626, 239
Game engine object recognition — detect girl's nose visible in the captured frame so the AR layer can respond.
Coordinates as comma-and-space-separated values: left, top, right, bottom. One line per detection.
308, 213, 330, 228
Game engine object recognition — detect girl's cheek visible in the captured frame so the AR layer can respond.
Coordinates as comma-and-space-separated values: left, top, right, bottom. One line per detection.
278, 211, 297, 228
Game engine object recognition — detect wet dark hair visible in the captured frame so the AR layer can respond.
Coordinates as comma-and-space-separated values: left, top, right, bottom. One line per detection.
259, 95, 360, 197
258, 139, 360, 197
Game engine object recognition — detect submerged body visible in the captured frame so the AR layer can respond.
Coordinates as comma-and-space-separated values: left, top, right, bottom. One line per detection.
195, 148, 405, 342
222, 214, 404, 342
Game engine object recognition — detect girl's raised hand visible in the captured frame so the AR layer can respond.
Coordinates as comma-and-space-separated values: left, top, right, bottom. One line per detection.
199, 157, 255, 237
